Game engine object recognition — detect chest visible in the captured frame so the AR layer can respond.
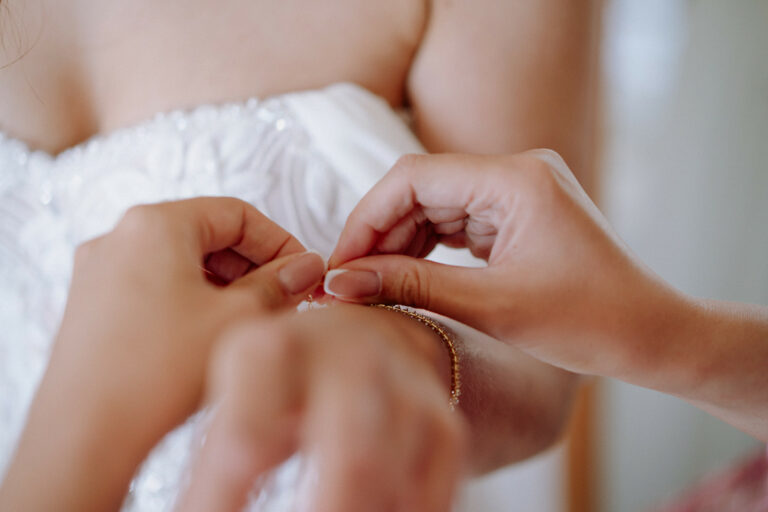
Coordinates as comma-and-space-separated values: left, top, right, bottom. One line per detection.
0, 0, 426, 154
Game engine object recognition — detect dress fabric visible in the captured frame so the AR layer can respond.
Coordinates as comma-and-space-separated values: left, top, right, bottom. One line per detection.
0, 83, 425, 510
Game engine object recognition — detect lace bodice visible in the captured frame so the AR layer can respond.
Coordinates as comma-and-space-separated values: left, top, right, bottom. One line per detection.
0, 83, 425, 510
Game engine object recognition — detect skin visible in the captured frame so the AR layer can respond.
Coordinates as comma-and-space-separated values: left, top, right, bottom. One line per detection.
327, 150, 768, 441
0, 0, 601, 508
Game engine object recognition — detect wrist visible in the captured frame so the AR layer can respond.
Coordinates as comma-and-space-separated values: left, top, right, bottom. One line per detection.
600, 280, 700, 390
609, 284, 733, 399
369, 305, 455, 399
607, 287, 768, 439
668, 298, 768, 403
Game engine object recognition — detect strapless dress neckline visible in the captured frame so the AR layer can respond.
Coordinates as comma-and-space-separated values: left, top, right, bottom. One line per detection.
0, 82, 392, 160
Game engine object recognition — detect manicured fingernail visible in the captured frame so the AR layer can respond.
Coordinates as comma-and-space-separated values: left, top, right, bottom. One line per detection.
323, 269, 382, 298
278, 251, 326, 294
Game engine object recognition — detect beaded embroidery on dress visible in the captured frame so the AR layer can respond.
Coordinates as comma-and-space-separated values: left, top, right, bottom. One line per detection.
0, 83, 424, 510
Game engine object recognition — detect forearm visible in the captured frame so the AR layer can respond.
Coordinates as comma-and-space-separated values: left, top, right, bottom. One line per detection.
610, 293, 768, 440
363, 304, 578, 473
433, 314, 579, 473
0, 373, 152, 511
368, 305, 574, 476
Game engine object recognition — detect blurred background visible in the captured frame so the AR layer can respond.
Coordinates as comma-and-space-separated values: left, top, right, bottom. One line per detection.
457, 1, 767, 510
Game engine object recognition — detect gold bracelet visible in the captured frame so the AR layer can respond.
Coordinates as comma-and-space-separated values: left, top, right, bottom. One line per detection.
371, 304, 461, 409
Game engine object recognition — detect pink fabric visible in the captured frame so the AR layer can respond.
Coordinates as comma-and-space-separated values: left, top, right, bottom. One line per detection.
652, 450, 768, 512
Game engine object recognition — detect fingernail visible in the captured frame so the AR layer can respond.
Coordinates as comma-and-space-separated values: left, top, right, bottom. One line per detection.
323, 269, 382, 298
278, 251, 327, 294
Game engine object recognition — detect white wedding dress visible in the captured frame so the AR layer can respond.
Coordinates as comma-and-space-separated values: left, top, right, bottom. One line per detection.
0, 82, 430, 510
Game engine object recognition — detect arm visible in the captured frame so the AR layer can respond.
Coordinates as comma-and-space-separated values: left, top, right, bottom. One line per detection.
624, 296, 768, 440
328, 151, 768, 441
431, 314, 578, 472
408, 0, 602, 190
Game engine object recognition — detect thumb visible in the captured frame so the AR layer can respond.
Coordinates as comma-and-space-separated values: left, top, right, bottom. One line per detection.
324, 255, 492, 330
226, 250, 326, 310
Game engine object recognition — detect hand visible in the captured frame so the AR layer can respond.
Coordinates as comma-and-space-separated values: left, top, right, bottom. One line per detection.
329, 152, 768, 441
0, 197, 326, 511
326, 151, 687, 377
176, 305, 467, 512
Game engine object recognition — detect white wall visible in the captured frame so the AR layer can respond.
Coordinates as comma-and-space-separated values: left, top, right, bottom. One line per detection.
599, 0, 767, 510
458, 448, 564, 512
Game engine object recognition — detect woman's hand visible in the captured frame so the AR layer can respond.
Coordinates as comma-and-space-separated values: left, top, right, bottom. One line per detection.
327, 151, 768, 441
0, 197, 326, 511
176, 305, 467, 512
327, 150, 678, 376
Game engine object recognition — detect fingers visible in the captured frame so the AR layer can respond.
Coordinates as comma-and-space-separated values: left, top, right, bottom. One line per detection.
204, 248, 254, 285
324, 255, 493, 333
329, 153, 507, 267
116, 198, 322, 312
176, 322, 303, 512
329, 150, 575, 267
330, 155, 476, 267
225, 250, 326, 312
119, 197, 305, 266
